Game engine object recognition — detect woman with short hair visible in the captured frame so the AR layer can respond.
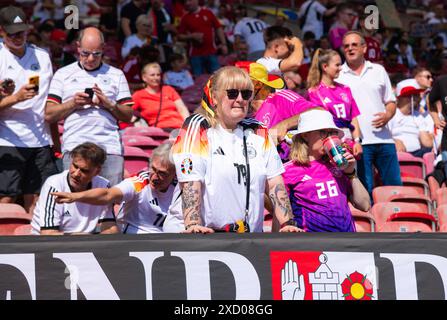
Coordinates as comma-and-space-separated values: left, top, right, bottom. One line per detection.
132, 62, 190, 131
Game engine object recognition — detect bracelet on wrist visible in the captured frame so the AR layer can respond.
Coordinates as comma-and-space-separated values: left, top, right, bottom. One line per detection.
280, 219, 297, 229
345, 168, 357, 179
185, 222, 199, 230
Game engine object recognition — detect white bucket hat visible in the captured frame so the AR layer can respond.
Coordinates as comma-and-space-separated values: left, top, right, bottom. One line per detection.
296, 109, 344, 138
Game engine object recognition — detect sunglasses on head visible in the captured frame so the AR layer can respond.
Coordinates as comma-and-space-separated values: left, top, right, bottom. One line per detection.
226, 89, 253, 100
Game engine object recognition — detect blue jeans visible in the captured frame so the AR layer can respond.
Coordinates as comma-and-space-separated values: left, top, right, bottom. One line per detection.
357, 144, 402, 200
190, 55, 220, 76
63, 153, 124, 186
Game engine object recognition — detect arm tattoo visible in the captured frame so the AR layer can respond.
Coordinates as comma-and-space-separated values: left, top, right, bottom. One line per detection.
269, 184, 292, 219
182, 182, 201, 224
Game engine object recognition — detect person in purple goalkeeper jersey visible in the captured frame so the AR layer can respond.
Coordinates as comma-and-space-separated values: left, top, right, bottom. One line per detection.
307, 48, 363, 158
283, 108, 370, 232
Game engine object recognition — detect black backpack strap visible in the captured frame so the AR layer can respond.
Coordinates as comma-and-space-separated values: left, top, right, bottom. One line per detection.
300, 1, 316, 29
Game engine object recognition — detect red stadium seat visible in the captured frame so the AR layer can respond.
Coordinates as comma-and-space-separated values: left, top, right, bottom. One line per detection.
397, 152, 426, 179
377, 221, 433, 232
437, 205, 447, 232
423, 152, 435, 176
0, 204, 32, 235
427, 175, 440, 201
122, 135, 161, 157
123, 146, 150, 176
401, 177, 429, 196
436, 188, 447, 207
194, 74, 211, 88
349, 203, 375, 232
13, 224, 32, 235
123, 126, 170, 141
372, 202, 436, 231
372, 186, 433, 214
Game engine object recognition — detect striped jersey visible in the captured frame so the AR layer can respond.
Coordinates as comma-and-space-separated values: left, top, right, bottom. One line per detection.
0, 43, 53, 147
115, 171, 179, 234
31, 170, 115, 234
172, 114, 284, 232
47, 61, 133, 155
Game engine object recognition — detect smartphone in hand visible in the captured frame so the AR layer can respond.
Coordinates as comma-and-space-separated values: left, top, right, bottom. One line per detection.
29, 75, 39, 93
84, 88, 94, 99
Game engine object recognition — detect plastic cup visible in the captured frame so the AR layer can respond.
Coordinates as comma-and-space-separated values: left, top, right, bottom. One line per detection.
322, 135, 349, 169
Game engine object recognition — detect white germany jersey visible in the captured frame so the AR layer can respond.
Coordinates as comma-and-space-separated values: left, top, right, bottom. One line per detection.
233, 17, 268, 54
0, 43, 53, 147
172, 114, 284, 232
256, 56, 283, 76
31, 171, 115, 234
47, 61, 133, 155
115, 171, 179, 234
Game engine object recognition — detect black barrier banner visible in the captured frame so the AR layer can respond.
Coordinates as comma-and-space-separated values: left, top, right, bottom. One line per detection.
0, 233, 447, 300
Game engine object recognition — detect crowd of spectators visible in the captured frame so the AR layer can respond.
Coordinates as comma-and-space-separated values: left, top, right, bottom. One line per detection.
0, 0, 446, 234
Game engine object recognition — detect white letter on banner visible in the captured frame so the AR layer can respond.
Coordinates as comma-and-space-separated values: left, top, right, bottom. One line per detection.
53, 253, 119, 300
171, 251, 261, 300
0, 254, 36, 300
381, 253, 447, 300
129, 252, 164, 300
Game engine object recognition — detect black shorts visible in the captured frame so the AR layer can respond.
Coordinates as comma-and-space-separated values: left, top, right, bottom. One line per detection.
0, 146, 58, 196
426, 161, 446, 187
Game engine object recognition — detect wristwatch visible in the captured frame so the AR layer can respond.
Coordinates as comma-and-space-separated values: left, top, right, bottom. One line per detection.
354, 137, 362, 143
280, 219, 298, 229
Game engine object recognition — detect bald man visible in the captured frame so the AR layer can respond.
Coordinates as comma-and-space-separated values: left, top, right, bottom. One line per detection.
45, 27, 134, 186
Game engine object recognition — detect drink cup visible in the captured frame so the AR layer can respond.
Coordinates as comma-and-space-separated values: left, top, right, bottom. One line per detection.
322, 135, 349, 169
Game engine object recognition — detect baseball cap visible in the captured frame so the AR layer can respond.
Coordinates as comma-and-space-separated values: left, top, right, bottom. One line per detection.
235, 61, 285, 89
396, 79, 425, 98
50, 29, 67, 42
0, 6, 30, 34
296, 108, 344, 138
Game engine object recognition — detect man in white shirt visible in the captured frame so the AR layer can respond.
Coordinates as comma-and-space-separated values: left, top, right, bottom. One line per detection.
233, 16, 268, 61
31, 142, 119, 235
336, 31, 402, 199
0, 6, 58, 214
45, 27, 134, 186
50, 142, 180, 234
256, 26, 304, 77
298, 0, 336, 40
388, 79, 434, 158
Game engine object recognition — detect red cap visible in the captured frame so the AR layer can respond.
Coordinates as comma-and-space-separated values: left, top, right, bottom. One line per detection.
50, 29, 67, 42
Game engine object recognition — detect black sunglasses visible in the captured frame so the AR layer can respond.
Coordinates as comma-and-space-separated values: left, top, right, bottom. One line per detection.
226, 89, 253, 100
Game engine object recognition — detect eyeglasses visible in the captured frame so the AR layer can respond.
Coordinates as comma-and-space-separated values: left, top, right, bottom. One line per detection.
79, 50, 103, 58
226, 89, 253, 100
343, 42, 361, 49
423, 75, 433, 80
6, 31, 25, 39
318, 129, 339, 139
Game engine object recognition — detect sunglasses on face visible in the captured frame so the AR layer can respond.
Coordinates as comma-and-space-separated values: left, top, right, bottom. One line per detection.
343, 42, 361, 49
6, 31, 25, 38
318, 129, 339, 139
79, 50, 103, 58
226, 89, 253, 100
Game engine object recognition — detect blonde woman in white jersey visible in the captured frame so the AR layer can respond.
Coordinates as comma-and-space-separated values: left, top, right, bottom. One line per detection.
172, 66, 303, 233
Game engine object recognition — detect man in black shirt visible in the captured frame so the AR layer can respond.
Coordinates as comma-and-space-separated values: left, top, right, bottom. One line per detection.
429, 74, 447, 178
120, 0, 149, 40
